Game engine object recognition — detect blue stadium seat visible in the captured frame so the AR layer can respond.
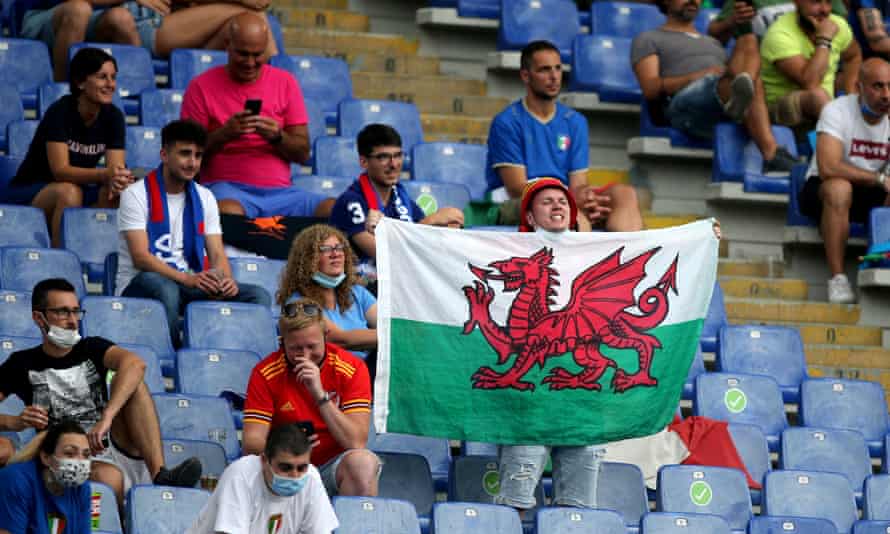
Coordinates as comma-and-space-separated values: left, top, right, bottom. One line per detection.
780, 427, 871, 499
0, 205, 49, 247
410, 142, 488, 201
0, 156, 26, 198
0, 246, 86, 298
431, 502, 522, 534
865, 474, 890, 520
126, 485, 210, 534
656, 465, 751, 532
292, 175, 354, 197
117, 343, 166, 393
162, 438, 228, 490
370, 432, 451, 492
6, 119, 37, 158
302, 97, 327, 169
870, 207, 890, 247
727, 423, 769, 505
81, 296, 176, 376
266, 13, 286, 57
103, 253, 117, 296
800, 378, 889, 458
712, 123, 798, 193
140, 89, 184, 128
683, 345, 705, 400
460, 441, 499, 456
69, 43, 154, 103
641, 512, 732, 534
448, 456, 511, 504
0, 394, 36, 450
126, 126, 161, 171
274, 55, 352, 127
568, 35, 640, 103
175, 347, 260, 427
639, 100, 712, 149
695, 8, 720, 34
152, 393, 240, 461
333, 496, 422, 534
184, 301, 277, 356
787, 164, 867, 237
61, 207, 118, 283
403, 180, 472, 214
0, 334, 38, 365
0, 290, 40, 338
763, 470, 858, 534
497, 0, 579, 61
91, 481, 123, 533
228, 257, 285, 315
596, 462, 649, 529
694, 373, 787, 452
0, 84, 23, 151
591, 2, 665, 38
0, 38, 51, 110
377, 452, 436, 518
312, 136, 361, 178
747, 516, 839, 534
535, 507, 626, 534
37, 82, 125, 118
338, 100, 424, 158
169, 48, 226, 90
854, 520, 890, 534
458, 0, 499, 18
717, 325, 806, 403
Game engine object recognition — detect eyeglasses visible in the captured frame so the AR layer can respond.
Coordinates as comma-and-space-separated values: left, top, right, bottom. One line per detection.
272, 461, 310, 475
367, 151, 404, 163
282, 301, 321, 319
318, 244, 346, 254
43, 308, 85, 320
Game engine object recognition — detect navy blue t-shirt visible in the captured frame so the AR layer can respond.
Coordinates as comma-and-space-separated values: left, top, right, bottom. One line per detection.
0, 459, 91, 534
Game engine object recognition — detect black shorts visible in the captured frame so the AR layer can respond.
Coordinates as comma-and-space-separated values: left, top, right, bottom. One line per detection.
799, 175, 888, 223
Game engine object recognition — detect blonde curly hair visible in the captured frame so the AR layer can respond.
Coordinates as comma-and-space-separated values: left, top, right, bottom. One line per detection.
277, 224, 360, 311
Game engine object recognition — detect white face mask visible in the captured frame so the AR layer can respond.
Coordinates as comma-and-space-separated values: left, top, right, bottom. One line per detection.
534, 226, 568, 241
50, 457, 91, 487
46, 325, 81, 349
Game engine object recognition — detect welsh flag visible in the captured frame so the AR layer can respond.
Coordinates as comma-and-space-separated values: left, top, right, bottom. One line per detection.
374, 219, 718, 445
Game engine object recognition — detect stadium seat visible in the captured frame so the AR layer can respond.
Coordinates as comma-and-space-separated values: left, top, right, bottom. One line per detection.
91, 481, 123, 533
431, 502, 522, 534
410, 142, 488, 201
304, 97, 326, 168
712, 123, 798, 193
61, 208, 118, 283
717, 325, 806, 403
460, 441, 499, 456
102, 253, 117, 296
694, 373, 787, 451
0, 84, 23, 151
591, 2, 665, 38
780, 427, 871, 500
126, 126, 161, 171
81, 296, 176, 376
596, 462, 649, 529
312, 136, 361, 178
228, 257, 285, 315
0, 334, 38, 365
403, 180, 472, 214
683, 346, 705, 400
0, 290, 40, 338
534, 507, 626, 534
568, 35, 640, 103
800, 378, 889, 457
292, 175, 354, 197
377, 452, 436, 518
140, 89, 184, 128
699, 282, 726, 353
0, 156, 26, 198
161, 438, 228, 490
747, 516, 839, 534
870, 207, 890, 247
497, 0, 579, 61
787, 165, 867, 237
864, 474, 890, 520
184, 301, 277, 356
457, 0, 498, 17
0, 205, 49, 247
0, 394, 35, 450
695, 8, 720, 34
727, 423, 769, 504
332, 496, 422, 534
125, 485, 210, 534
266, 13, 286, 57
169, 48, 226, 90
370, 432, 451, 492
0, 38, 52, 110
854, 520, 890, 534
447, 455, 547, 508
274, 55, 352, 126
656, 465, 751, 531
37, 82, 125, 119
0, 246, 86, 298
117, 343, 166, 393
6, 119, 37, 158
639, 99, 713, 149
175, 347, 260, 427
69, 43, 154, 101
641, 512, 732, 533
338, 100, 424, 159
152, 392, 239, 461
763, 470, 858, 534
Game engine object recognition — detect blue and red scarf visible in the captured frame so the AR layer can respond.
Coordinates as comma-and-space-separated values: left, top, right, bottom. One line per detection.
144, 165, 206, 273
358, 173, 414, 222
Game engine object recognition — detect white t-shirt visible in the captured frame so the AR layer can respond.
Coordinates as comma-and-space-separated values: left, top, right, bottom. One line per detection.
116, 178, 222, 294
807, 94, 890, 179
186, 455, 338, 534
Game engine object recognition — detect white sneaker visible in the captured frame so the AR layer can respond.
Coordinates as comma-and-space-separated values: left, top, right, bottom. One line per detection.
827, 274, 856, 304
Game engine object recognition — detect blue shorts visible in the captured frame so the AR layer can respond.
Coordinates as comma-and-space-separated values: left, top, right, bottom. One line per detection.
206, 182, 328, 219
665, 74, 726, 140
21, 1, 157, 54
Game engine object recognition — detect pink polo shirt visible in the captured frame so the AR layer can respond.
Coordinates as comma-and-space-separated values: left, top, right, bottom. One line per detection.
181, 64, 307, 188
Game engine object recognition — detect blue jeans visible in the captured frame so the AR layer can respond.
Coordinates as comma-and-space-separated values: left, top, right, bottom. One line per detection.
495, 445, 604, 509
121, 271, 271, 347
206, 182, 327, 219
665, 74, 726, 140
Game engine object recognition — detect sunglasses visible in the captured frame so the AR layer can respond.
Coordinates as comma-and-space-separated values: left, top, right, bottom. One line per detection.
281, 301, 321, 318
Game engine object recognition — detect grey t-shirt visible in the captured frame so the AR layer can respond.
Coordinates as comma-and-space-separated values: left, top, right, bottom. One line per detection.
631, 29, 727, 77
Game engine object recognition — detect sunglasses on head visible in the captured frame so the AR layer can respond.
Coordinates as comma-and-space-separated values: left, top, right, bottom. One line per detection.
281, 301, 321, 318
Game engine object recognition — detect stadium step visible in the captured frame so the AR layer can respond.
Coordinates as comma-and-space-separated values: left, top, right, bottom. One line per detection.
643, 213, 699, 229
422, 132, 488, 144
421, 114, 491, 139
274, 7, 370, 32
806, 344, 890, 368
282, 28, 419, 56
718, 276, 809, 301
807, 363, 890, 410
725, 297, 860, 325
717, 259, 785, 278
728, 322, 885, 347
588, 168, 630, 186
351, 72, 487, 99
277, 0, 349, 10
352, 93, 508, 117
285, 48, 440, 75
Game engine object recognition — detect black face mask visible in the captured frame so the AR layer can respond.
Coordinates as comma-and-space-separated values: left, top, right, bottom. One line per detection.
798, 12, 816, 33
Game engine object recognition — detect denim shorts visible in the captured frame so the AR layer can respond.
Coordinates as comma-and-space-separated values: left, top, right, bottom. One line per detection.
318, 448, 382, 497
207, 181, 327, 219
665, 73, 726, 140
495, 444, 605, 509
22, 1, 157, 54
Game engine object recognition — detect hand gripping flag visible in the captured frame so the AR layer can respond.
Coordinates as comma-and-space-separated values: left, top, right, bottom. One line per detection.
374, 219, 718, 446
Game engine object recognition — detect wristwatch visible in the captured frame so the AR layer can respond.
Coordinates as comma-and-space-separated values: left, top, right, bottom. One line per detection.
878, 172, 887, 186
317, 391, 332, 406
269, 132, 283, 145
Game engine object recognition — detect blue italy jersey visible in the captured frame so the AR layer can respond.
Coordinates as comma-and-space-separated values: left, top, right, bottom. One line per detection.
0, 460, 91, 534
485, 99, 589, 192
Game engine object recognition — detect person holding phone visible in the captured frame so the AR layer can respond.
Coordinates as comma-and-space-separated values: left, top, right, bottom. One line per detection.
707, 0, 848, 44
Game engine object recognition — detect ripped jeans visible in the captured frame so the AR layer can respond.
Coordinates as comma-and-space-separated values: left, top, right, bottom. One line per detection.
495, 445, 604, 509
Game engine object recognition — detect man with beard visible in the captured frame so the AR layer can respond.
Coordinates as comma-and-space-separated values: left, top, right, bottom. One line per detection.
800, 58, 890, 303
760, 0, 862, 129
632, 0, 798, 175
486, 41, 643, 232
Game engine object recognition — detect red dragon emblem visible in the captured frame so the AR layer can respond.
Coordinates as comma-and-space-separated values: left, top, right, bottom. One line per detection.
462, 246, 679, 393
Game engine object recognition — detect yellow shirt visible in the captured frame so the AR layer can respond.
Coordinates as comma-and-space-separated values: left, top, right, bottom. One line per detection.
760, 11, 853, 104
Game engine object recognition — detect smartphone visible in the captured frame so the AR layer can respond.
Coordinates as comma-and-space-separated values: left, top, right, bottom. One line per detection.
297, 420, 316, 436
245, 99, 262, 115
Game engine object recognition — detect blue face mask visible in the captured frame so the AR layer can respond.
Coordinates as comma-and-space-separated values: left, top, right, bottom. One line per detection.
312, 271, 346, 289
270, 471, 308, 497
861, 99, 883, 119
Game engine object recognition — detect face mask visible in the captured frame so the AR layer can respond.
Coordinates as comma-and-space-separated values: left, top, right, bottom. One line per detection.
46, 325, 81, 349
861, 99, 883, 119
50, 458, 91, 488
270, 471, 308, 496
534, 226, 568, 241
312, 271, 346, 289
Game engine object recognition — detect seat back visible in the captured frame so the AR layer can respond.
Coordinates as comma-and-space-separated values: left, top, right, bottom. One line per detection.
0, 246, 86, 298
0, 83, 23, 146
0, 334, 39, 365
431, 502, 522, 534
718, 324, 807, 402
0, 38, 51, 94
568, 35, 639, 101
117, 343, 165, 393
140, 89, 184, 128
90, 481, 123, 533
694, 373, 787, 441
854, 520, 890, 534
61, 208, 118, 281
0, 204, 49, 247
370, 432, 451, 491
497, 0, 579, 58
534, 507, 626, 534
727, 423, 770, 489
69, 43, 155, 98
410, 142, 488, 201
278, 55, 352, 119
228, 257, 285, 312
377, 452, 436, 516
332, 496, 422, 534
590, 2, 665, 38
864, 474, 890, 520
763, 470, 858, 534
338, 100, 424, 156
781, 427, 872, 493
748, 516, 839, 534
175, 348, 260, 397
126, 485, 210, 534
596, 462, 649, 527
7, 119, 38, 158
313, 136, 362, 178
656, 465, 752, 531
152, 393, 240, 460
126, 126, 162, 171
81, 296, 175, 370
800, 378, 889, 444
699, 281, 726, 353
161, 438, 228, 490
184, 301, 277, 356
641, 512, 732, 533
0, 290, 40, 338
402, 181, 471, 214
169, 49, 227, 90
292, 175, 353, 197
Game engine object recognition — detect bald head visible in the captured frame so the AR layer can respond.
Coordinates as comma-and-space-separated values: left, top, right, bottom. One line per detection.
226, 13, 269, 83
859, 57, 890, 120
860, 58, 890, 85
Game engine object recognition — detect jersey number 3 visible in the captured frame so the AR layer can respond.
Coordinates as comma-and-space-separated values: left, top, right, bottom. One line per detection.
347, 202, 366, 224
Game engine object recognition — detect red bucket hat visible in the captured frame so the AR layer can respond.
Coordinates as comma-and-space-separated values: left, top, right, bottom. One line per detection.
517, 177, 578, 232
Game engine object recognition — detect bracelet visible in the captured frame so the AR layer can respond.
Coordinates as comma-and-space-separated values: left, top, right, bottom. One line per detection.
815, 37, 833, 49
269, 132, 283, 145
317, 391, 332, 406
878, 172, 887, 186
